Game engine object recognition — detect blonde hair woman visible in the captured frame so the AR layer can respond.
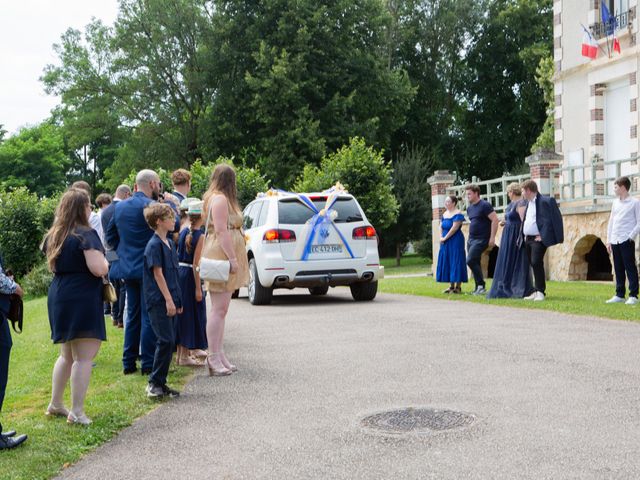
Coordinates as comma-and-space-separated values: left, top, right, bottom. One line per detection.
201, 165, 249, 375
44, 188, 109, 425
486, 182, 532, 299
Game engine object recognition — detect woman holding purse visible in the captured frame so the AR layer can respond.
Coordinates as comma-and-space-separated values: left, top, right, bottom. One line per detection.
44, 188, 109, 425
201, 165, 249, 376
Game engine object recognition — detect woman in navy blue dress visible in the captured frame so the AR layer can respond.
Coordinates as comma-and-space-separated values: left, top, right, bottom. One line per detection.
45, 188, 109, 425
436, 196, 468, 293
175, 200, 208, 366
487, 183, 533, 299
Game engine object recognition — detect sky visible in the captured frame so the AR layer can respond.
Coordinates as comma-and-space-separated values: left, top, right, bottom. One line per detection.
0, 0, 119, 135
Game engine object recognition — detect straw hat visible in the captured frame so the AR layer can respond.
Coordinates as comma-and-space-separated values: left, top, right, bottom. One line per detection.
187, 199, 203, 215
179, 197, 200, 212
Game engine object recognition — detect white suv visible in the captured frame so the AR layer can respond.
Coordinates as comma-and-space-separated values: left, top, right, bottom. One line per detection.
242, 190, 384, 305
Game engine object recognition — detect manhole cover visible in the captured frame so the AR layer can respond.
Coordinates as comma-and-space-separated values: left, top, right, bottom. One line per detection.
361, 407, 475, 434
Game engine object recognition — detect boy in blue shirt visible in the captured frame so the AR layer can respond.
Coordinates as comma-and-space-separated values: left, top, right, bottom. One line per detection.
143, 203, 183, 398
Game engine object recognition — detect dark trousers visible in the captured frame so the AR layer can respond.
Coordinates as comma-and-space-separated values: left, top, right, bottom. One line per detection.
525, 238, 547, 294
123, 279, 157, 371
466, 238, 488, 288
611, 240, 639, 298
0, 315, 12, 417
147, 305, 176, 387
111, 279, 127, 322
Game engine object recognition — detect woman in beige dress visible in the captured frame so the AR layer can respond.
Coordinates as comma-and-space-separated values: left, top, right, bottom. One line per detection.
201, 164, 249, 375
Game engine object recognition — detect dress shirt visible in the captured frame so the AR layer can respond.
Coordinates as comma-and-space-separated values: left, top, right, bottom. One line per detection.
89, 211, 103, 241
523, 198, 540, 236
607, 196, 640, 244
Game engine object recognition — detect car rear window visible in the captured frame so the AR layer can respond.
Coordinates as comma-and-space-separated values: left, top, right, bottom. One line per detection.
278, 197, 363, 224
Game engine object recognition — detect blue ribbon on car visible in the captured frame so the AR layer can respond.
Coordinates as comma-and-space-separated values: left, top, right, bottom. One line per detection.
275, 189, 355, 261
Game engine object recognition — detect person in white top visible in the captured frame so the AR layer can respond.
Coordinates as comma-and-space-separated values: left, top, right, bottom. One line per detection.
605, 176, 640, 305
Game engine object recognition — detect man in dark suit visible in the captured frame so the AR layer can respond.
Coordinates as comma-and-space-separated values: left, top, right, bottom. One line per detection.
0, 258, 27, 450
106, 171, 179, 375
102, 185, 131, 328
521, 179, 564, 301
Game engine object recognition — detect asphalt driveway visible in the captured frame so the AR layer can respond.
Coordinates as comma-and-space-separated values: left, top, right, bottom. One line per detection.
57, 289, 640, 479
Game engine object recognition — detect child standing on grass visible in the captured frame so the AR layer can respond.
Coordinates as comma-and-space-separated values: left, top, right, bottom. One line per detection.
143, 203, 183, 399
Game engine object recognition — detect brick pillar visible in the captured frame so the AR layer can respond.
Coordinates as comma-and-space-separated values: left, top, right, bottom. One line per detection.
428, 170, 456, 276
526, 149, 564, 197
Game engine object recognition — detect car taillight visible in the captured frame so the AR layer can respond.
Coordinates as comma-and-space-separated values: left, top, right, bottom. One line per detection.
263, 229, 296, 243
352, 226, 376, 239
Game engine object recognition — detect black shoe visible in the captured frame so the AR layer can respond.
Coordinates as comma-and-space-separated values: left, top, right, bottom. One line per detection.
0, 433, 27, 450
1, 430, 15, 437
123, 366, 137, 375
161, 384, 180, 398
141, 368, 152, 376
146, 383, 164, 398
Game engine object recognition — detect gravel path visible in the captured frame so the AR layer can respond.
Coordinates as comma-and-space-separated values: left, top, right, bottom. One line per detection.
56, 289, 640, 479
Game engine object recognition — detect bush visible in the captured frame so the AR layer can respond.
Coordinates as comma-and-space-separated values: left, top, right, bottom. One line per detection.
294, 137, 399, 230
22, 258, 52, 297
236, 165, 269, 208
39, 192, 62, 232
0, 188, 44, 278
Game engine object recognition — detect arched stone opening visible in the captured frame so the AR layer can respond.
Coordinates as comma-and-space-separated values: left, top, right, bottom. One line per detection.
569, 235, 612, 281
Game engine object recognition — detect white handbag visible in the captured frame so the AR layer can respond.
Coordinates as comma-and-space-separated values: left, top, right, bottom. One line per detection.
198, 199, 231, 282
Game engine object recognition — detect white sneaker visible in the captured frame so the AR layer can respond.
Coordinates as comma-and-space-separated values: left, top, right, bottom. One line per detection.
524, 292, 537, 300
606, 296, 626, 304
533, 292, 545, 301
625, 297, 639, 305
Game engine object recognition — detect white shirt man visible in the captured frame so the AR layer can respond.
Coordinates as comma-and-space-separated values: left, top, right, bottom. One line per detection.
523, 196, 540, 237
605, 178, 640, 305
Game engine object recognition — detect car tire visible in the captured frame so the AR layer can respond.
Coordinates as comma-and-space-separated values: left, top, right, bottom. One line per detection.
349, 281, 378, 301
308, 286, 329, 296
248, 258, 273, 305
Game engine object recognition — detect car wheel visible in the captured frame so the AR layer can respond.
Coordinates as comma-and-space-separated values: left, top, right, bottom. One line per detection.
248, 258, 273, 305
308, 286, 329, 296
349, 281, 378, 301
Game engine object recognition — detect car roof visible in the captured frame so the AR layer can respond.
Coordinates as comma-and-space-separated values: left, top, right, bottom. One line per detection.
256, 190, 354, 201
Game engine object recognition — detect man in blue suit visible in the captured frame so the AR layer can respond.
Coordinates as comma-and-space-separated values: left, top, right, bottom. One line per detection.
106, 170, 179, 375
521, 179, 564, 301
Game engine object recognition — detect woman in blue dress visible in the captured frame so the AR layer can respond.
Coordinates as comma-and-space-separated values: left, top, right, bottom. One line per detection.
436, 195, 468, 293
175, 199, 208, 366
45, 188, 109, 425
486, 182, 533, 299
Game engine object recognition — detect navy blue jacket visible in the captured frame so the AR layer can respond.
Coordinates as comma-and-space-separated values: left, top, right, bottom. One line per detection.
525, 194, 564, 248
105, 193, 179, 280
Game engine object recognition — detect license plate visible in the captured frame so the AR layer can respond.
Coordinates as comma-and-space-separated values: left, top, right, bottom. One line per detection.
310, 244, 343, 253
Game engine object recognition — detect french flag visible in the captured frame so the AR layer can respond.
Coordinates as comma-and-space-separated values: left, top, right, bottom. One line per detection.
581, 28, 597, 59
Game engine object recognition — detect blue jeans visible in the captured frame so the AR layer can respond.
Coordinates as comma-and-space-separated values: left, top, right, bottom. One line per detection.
0, 314, 12, 415
123, 279, 157, 371
466, 238, 488, 288
147, 305, 176, 387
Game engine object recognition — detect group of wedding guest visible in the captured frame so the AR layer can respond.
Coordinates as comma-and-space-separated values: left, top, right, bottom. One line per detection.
19, 163, 249, 433
436, 179, 564, 302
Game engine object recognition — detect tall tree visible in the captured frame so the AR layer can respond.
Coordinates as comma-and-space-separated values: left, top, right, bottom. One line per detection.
203, 0, 415, 187
0, 122, 70, 197
459, 0, 553, 178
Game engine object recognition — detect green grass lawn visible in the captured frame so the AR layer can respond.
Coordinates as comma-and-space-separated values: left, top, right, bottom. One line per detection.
1, 297, 193, 480
380, 255, 431, 276
379, 275, 640, 322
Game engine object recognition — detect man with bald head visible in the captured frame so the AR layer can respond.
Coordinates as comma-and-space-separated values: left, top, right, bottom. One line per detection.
106, 170, 178, 375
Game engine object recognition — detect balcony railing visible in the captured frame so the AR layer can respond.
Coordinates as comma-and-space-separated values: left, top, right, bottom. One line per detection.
551, 155, 640, 204
590, 10, 631, 40
446, 173, 531, 214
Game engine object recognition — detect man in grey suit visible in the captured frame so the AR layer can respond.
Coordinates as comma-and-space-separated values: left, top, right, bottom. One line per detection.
521, 179, 564, 301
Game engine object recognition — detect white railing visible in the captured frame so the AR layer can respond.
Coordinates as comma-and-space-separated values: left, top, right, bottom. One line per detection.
551, 155, 640, 203
446, 173, 531, 213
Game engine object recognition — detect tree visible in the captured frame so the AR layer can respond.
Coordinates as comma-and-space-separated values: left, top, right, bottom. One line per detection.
380, 145, 433, 265
459, 0, 552, 178
0, 122, 70, 197
294, 137, 399, 230
42, 0, 216, 184
531, 54, 554, 152
202, 0, 415, 187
